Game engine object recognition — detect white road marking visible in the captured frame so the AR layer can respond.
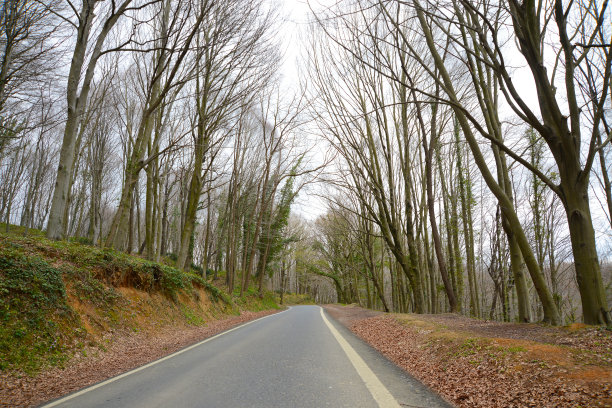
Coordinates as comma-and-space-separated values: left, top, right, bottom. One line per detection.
42, 308, 290, 407
320, 307, 401, 408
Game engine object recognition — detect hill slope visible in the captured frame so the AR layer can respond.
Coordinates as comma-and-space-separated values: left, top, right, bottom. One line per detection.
0, 226, 278, 378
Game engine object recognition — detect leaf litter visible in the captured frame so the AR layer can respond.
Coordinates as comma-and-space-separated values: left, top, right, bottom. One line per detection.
0, 309, 279, 407
325, 304, 611, 408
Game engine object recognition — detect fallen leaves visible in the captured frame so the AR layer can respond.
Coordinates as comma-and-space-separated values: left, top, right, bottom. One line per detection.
325, 305, 611, 408
0, 309, 279, 407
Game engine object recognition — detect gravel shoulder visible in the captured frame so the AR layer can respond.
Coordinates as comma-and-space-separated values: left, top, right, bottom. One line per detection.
324, 304, 612, 408
0, 309, 280, 408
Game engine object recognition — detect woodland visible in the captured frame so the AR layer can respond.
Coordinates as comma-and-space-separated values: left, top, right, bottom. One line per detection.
0, 0, 611, 326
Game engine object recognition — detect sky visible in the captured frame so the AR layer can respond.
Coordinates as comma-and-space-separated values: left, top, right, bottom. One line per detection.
278, 0, 312, 87
276, 0, 330, 221
272, 0, 612, 251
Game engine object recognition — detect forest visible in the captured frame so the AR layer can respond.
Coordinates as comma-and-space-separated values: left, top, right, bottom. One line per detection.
0, 0, 610, 326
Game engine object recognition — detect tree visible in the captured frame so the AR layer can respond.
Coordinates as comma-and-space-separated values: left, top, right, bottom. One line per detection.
306, 18, 428, 312
0, 0, 61, 156
349, 0, 561, 323
105, 0, 210, 250
176, 0, 279, 270
47, 0, 149, 240
421, 0, 611, 324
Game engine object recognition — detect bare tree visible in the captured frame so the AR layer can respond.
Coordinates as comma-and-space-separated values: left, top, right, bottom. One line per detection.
411, 0, 611, 324
176, 0, 279, 270
105, 0, 211, 250
0, 0, 61, 156
47, 0, 154, 240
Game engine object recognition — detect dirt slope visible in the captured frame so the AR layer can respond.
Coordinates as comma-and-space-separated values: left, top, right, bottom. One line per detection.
0, 309, 278, 407
0, 229, 281, 407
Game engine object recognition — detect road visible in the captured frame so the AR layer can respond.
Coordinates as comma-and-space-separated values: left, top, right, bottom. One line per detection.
42, 305, 451, 408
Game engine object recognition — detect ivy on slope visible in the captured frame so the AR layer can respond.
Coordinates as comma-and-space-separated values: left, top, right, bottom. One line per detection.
0, 242, 75, 373
0, 232, 230, 373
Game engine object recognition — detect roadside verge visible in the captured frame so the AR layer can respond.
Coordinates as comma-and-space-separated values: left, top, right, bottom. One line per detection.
1, 309, 280, 407
324, 304, 611, 408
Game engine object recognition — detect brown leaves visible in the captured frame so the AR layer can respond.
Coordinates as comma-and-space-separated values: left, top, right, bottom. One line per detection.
344, 313, 611, 408
0, 310, 279, 407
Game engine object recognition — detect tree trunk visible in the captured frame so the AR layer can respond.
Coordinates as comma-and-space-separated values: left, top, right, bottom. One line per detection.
414, 88, 457, 312
563, 180, 610, 324
455, 125, 480, 317
413, 3, 560, 324
46, 3, 95, 240
48, 0, 131, 239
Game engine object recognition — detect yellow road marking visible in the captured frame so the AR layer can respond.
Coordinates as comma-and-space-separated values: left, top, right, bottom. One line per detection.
320, 307, 401, 408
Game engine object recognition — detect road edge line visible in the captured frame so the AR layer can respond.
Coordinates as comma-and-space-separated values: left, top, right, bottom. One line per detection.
319, 307, 401, 408
41, 307, 290, 407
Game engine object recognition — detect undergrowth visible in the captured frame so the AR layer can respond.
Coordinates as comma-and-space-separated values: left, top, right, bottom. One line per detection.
0, 244, 77, 373
233, 286, 280, 312
0, 231, 230, 306
278, 293, 315, 305
0, 229, 246, 374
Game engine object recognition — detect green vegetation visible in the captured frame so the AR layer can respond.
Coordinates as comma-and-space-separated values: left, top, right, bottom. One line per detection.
279, 293, 315, 305
459, 338, 481, 356
234, 286, 281, 312
0, 227, 278, 374
71, 271, 120, 308
181, 305, 205, 326
0, 243, 76, 373
0, 229, 228, 304
505, 345, 527, 353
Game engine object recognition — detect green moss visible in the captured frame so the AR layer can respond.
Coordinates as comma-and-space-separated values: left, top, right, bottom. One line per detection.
0, 229, 278, 373
278, 293, 315, 305
187, 273, 230, 304
0, 248, 77, 373
12, 233, 223, 304
70, 270, 120, 307
181, 305, 205, 326
233, 289, 280, 312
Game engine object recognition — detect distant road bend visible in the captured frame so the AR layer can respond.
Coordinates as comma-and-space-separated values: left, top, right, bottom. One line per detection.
42, 305, 451, 408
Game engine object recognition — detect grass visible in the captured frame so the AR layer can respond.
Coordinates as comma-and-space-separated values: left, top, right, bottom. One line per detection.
278, 293, 315, 305
506, 345, 528, 353
233, 286, 281, 312
181, 304, 205, 326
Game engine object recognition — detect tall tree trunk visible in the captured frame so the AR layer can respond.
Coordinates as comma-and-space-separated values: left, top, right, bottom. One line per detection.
48, 0, 132, 239
144, 160, 156, 259
46, 2, 95, 240
563, 179, 609, 324
413, 3, 560, 324
177, 145, 206, 270
412, 85, 457, 312
597, 133, 612, 230
492, 146, 532, 323
106, 102, 155, 250
455, 124, 480, 317
437, 145, 462, 311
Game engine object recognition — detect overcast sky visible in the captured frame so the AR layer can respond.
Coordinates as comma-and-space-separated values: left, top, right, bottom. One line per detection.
276, 0, 330, 221
277, 0, 313, 88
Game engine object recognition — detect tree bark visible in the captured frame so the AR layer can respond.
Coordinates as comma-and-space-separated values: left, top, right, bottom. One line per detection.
48, 0, 132, 240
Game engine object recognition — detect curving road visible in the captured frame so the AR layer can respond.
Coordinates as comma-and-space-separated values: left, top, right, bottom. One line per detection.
42, 306, 451, 408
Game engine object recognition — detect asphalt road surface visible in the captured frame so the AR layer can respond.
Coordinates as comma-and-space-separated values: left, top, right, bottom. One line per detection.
42, 305, 452, 408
